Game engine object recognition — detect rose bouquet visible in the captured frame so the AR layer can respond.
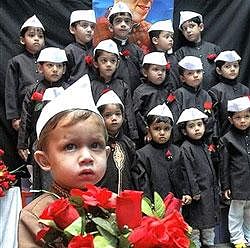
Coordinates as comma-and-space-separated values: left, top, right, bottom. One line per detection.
37, 184, 194, 248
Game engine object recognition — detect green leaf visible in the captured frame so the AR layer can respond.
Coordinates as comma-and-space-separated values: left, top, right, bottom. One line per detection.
69, 195, 84, 207
118, 234, 131, 248
189, 240, 197, 248
63, 217, 83, 237
96, 225, 118, 247
92, 217, 117, 236
94, 235, 115, 248
141, 196, 154, 217
38, 219, 58, 229
34, 102, 44, 111
154, 192, 166, 219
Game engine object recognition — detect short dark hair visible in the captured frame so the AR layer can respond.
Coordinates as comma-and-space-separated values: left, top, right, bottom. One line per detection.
180, 16, 202, 30
109, 12, 132, 25
146, 115, 173, 127
98, 103, 124, 116
94, 49, 119, 61
178, 66, 186, 76
20, 27, 45, 38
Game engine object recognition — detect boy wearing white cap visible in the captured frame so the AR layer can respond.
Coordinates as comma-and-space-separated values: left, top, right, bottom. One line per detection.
18, 75, 110, 247
106, 1, 144, 93
90, 39, 138, 142
175, 10, 221, 90
17, 47, 67, 192
5, 15, 45, 131
177, 107, 219, 248
133, 103, 191, 204
169, 55, 215, 145
208, 50, 249, 137
148, 19, 180, 90
133, 52, 171, 147
219, 96, 250, 248
96, 90, 136, 194
64, 9, 96, 84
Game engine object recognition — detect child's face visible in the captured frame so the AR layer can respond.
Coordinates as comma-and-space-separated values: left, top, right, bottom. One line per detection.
35, 114, 110, 190
216, 61, 240, 80
143, 64, 166, 85
70, 21, 96, 45
183, 119, 205, 140
110, 13, 132, 40
181, 21, 203, 43
102, 104, 123, 136
180, 69, 203, 88
153, 31, 174, 52
20, 27, 45, 54
229, 109, 250, 131
94, 51, 119, 82
38, 62, 65, 82
148, 121, 172, 144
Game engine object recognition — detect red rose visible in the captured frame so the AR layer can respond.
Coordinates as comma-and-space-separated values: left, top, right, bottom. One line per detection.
0, 187, 5, 197
116, 190, 143, 229
207, 53, 217, 61
204, 101, 212, 110
31, 91, 44, 101
0, 181, 10, 190
36, 226, 51, 241
101, 88, 111, 95
68, 234, 94, 248
39, 198, 80, 229
84, 55, 93, 65
0, 149, 4, 156
164, 193, 182, 216
165, 150, 173, 160
166, 93, 176, 103
208, 144, 216, 152
70, 184, 116, 209
120, 49, 130, 57
166, 63, 171, 71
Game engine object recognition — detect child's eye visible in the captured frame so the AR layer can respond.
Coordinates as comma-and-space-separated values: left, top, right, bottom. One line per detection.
91, 142, 105, 150
65, 144, 77, 151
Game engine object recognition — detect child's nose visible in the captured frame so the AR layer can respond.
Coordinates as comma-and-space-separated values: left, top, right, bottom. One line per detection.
79, 147, 94, 164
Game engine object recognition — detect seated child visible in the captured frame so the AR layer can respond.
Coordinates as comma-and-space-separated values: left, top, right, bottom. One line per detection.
209, 50, 249, 137
219, 96, 250, 248
96, 90, 136, 194
177, 107, 220, 248
17, 47, 67, 191
133, 51, 171, 147
175, 11, 221, 90
148, 19, 180, 90
18, 75, 110, 247
90, 39, 138, 142
133, 103, 192, 204
5, 15, 45, 131
65, 10, 96, 84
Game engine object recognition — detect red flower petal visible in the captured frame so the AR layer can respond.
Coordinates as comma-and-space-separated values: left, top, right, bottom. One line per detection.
166, 93, 176, 103
68, 234, 94, 248
84, 55, 93, 65
166, 63, 171, 71
207, 53, 217, 61
163, 193, 182, 216
36, 226, 51, 241
31, 91, 44, 101
204, 101, 212, 110
0, 149, 4, 157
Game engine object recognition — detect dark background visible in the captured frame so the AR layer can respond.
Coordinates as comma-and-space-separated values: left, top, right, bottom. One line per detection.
0, 0, 249, 169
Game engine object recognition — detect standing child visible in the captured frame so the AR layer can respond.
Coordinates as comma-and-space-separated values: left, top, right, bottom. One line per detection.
17, 47, 67, 191
5, 15, 45, 131
96, 90, 136, 194
133, 103, 191, 203
65, 10, 96, 84
18, 75, 111, 247
133, 52, 171, 147
220, 96, 250, 248
107, 2, 144, 93
90, 39, 138, 142
175, 11, 221, 90
209, 50, 249, 137
148, 19, 180, 90
177, 107, 219, 248
168, 56, 215, 145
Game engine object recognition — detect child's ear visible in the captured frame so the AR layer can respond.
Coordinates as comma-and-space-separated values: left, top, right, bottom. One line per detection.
105, 146, 111, 158
108, 24, 114, 33
228, 116, 233, 124
116, 59, 120, 68
93, 60, 99, 69
20, 36, 25, 45
62, 64, 66, 74
142, 68, 148, 78
198, 23, 204, 32
216, 67, 222, 75
152, 37, 159, 45
37, 63, 44, 74
34, 151, 51, 171
180, 74, 185, 83
181, 128, 187, 136
69, 26, 76, 35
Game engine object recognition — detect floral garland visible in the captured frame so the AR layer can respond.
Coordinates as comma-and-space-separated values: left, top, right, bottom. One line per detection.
37, 184, 194, 248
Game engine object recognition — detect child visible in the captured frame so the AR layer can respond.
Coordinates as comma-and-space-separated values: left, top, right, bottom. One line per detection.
17, 47, 67, 191
175, 11, 221, 90
5, 15, 45, 131
96, 90, 136, 194
65, 9, 96, 84
209, 50, 249, 137
90, 39, 138, 142
107, 2, 144, 93
133, 103, 191, 204
133, 51, 171, 147
168, 56, 215, 145
177, 107, 219, 248
220, 96, 250, 248
18, 74, 110, 247
148, 19, 180, 90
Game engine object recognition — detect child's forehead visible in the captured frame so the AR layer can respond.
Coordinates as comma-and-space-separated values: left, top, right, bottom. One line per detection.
222, 61, 239, 66
186, 119, 204, 125
113, 12, 132, 19
159, 30, 174, 36
25, 27, 44, 33
232, 108, 250, 116
103, 103, 122, 111
182, 20, 199, 28
98, 51, 118, 58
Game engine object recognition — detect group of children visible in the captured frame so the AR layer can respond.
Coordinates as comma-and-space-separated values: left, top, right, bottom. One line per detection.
4, 2, 250, 248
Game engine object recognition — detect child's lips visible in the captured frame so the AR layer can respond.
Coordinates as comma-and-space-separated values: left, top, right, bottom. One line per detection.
80, 169, 94, 175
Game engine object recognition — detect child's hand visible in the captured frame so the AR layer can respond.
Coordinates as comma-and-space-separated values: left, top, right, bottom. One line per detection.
192, 194, 201, 201
182, 195, 192, 205
18, 149, 30, 162
224, 189, 231, 200
12, 118, 21, 131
